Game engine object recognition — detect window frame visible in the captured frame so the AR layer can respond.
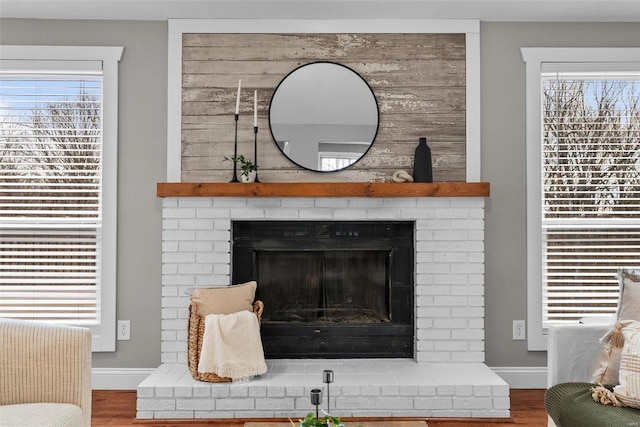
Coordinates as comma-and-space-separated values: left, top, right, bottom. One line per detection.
0, 45, 123, 351
521, 47, 640, 351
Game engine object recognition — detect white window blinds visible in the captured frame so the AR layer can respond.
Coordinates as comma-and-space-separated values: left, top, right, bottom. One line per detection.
0, 60, 106, 330
541, 64, 640, 326
0, 46, 122, 351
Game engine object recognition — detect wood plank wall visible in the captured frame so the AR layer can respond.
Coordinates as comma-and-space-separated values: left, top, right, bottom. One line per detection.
181, 33, 466, 183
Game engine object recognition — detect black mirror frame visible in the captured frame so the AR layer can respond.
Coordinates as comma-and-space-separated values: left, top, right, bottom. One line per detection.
268, 61, 380, 173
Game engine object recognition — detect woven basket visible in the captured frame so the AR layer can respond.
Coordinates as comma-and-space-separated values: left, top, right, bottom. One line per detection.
187, 300, 264, 382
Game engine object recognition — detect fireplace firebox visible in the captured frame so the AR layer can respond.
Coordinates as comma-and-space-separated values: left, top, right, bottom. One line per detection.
232, 221, 414, 358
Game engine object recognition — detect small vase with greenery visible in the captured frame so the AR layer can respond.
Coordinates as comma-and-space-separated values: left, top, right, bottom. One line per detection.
290, 412, 351, 427
224, 155, 258, 182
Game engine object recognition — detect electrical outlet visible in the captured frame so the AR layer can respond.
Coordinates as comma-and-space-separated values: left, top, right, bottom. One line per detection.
117, 320, 130, 341
513, 320, 526, 340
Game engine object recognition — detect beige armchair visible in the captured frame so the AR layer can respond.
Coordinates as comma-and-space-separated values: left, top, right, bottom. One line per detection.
0, 318, 91, 427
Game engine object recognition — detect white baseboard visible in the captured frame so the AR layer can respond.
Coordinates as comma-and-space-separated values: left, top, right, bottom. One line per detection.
490, 366, 548, 389
92, 367, 156, 390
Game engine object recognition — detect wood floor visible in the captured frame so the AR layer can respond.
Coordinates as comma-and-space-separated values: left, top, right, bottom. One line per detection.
92, 389, 548, 426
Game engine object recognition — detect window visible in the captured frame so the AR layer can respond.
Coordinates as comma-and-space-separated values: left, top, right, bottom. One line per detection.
522, 48, 640, 350
0, 46, 123, 351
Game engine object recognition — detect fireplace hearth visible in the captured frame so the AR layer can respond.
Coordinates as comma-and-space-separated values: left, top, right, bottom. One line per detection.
232, 221, 414, 359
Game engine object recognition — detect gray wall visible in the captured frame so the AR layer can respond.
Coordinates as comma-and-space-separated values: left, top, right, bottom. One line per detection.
481, 22, 640, 367
0, 19, 168, 368
1, 18, 639, 370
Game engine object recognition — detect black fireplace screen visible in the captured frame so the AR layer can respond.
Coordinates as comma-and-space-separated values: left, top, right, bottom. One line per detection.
257, 250, 390, 323
232, 220, 414, 359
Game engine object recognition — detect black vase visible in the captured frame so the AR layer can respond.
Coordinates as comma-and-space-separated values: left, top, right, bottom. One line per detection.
412, 137, 433, 183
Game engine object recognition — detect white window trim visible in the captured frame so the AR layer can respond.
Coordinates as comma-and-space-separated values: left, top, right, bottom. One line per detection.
0, 45, 124, 352
166, 19, 481, 182
521, 47, 640, 351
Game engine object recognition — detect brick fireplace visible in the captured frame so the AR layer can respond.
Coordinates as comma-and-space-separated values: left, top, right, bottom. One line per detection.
136, 185, 510, 420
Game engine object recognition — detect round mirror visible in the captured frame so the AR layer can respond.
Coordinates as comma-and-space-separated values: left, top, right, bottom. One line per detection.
269, 62, 379, 172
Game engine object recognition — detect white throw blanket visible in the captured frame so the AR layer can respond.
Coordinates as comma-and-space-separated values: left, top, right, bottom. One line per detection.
197, 310, 267, 381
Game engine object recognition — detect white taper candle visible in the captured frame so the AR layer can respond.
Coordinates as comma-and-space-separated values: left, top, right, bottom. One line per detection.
235, 79, 241, 115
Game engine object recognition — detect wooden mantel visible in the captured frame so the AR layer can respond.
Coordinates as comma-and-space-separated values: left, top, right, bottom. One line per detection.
157, 182, 490, 198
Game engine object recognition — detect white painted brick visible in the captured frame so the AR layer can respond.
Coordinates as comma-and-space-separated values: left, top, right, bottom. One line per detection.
434, 230, 469, 241
163, 219, 179, 230
434, 318, 468, 329
434, 274, 469, 286
333, 209, 369, 219
316, 198, 349, 208
163, 230, 196, 241
451, 285, 483, 296
418, 384, 437, 396
136, 411, 154, 419
417, 329, 450, 340
192, 386, 211, 397
178, 263, 213, 275
246, 198, 281, 208
281, 198, 314, 208
299, 208, 334, 219
195, 275, 230, 286
418, 306, 450, 318
229, 386, 249, 397
137, 387, 154, 398
161, 308, 177, 319
178, 241, 213, 252
210, 387, 230, 398
163, 275, 196, 286
267, 386, 286, 397
433, 296, 468, 307
263, 209, 299, 219
229, 209, 265, 219
248, 386, 268, 397
162, 263, 178, 275
137, 398, 175, 411
348, 198, 385, 208
163, 252, 196, 264
162, 286, 178, 297
179, 198, 212, 208
212, 198, 247, 208
435, 341, 468, 352
359, 385, 380, 396
453, 397, 493, 410
161, 353, 177, 363
176, 398, 215, 411
163, 198, 177, 208
179, 219, 214, 230
380, 385, 400, 396
155, 387, 173, 397
196, 208, 230, 218
417, 198, 450, 208
216, 399, 255, 410
255, 397, 295, 410
473, 384, 493, 396
451, 307, 484, 318
414, 397, 453, 410
421, 352, 452, 362
155, 410, 194, 418
399, 385, 419, 396
493, 398, 512, 410
366, 209, 400, 219
164, 207, 196, 219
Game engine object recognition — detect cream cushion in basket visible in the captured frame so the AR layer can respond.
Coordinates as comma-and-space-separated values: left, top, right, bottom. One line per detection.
191, 281, 257, 315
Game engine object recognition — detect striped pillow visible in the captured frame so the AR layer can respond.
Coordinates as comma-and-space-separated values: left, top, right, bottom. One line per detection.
614, 320, 640, 408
